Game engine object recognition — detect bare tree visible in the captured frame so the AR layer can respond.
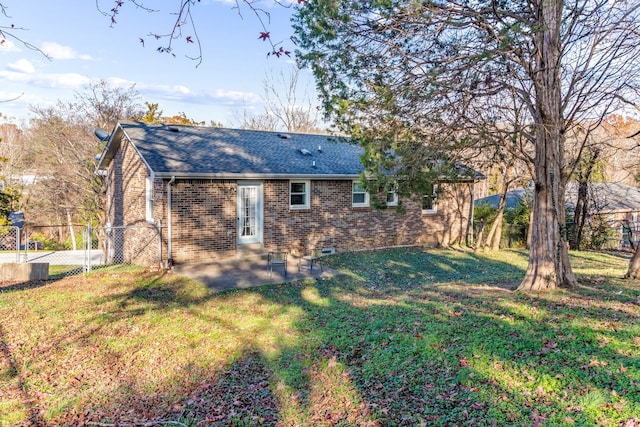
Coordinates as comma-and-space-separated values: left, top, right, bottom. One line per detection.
0, 2, 50, 60
260, 66, 321, 133
98, 0, 299, 66
235, 65, 323, 133
26, 81, 144, 231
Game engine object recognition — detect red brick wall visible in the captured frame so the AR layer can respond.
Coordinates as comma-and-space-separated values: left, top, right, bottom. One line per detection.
108, 138, 474, 264
160, 180, 237, 263
106, 136, 162, 266
165, 179, 473, 262
262, 180, 472, 256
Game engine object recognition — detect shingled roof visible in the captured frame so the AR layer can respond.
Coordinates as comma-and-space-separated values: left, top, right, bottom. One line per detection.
96, 122, 483, 182
96, 122, 364, 179
477, 182, 640, 214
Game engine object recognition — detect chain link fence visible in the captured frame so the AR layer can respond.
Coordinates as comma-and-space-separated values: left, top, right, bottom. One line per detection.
0, 224, 163, 280
0, 226, 20, 263
95, 224, 163, 271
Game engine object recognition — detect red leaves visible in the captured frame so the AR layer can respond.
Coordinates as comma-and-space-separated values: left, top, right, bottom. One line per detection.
269, 47, 291, 58
297, 0, 308, 3
186, 36, 193, 44
259, 32, 270, 41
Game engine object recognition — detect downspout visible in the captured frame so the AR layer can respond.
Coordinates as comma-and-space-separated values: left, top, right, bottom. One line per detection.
166, 176, 176, 267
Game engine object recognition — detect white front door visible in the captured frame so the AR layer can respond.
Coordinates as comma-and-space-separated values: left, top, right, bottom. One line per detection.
237, 181, 263, 245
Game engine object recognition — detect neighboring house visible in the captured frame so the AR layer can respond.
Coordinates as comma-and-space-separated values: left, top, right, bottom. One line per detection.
475, 187, 533, 211
566, 182, 640, 248
477, 182, 640, 248
95, 122, 482, 266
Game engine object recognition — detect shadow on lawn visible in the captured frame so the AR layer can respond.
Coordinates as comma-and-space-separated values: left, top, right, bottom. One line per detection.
330, 247, 527, 290
0, 324, 47, 427
222, 249, 639, 425
24, 249, 640, 425
240, 276, 639, 425
0, 277, 65, 293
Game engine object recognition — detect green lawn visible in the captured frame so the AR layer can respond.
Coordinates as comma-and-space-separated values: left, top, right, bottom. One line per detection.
1, 249, 639, 426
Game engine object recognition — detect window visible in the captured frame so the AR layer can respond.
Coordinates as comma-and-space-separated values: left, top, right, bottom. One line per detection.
290, 180, 310, 209
145, 176, 154, 223
386, 188, 398, 207
422, 183, 438, 214
352, 181, 370, 207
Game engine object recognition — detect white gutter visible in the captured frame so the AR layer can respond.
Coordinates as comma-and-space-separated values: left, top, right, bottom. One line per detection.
166, 176, 176, 266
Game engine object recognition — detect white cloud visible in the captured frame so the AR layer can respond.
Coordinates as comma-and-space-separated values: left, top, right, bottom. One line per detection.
0, 70, 33, 83
134, 82, 261, 106
36, 72, 92, 88
40, 42, 92, 60
7, 58, 35, 73
0, 69, 90, 89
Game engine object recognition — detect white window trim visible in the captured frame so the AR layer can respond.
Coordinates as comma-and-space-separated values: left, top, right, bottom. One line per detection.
290, 180, 311, 210
386, 189, 398, 207
422, 183, 438, 214
145, 175, 155, 223
352, 181, 370, 208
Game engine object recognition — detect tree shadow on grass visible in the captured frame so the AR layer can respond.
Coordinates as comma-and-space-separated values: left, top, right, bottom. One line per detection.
328, 247, 527, 291
254, 277, 638, 425
5, 249, 640, 425
50, 349, 282, 426
0, 278, 65, 293
236, 249, 640, 425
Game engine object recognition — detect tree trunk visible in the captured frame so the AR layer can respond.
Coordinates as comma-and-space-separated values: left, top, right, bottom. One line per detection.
527, 208, 533, 249
484, 176, 509, 251
474, 220, 486, 252
570, 181, 588, 250
517, 0, 576, 291
67, 209, 77, 251
626, 246, 640, 278
570, 150, 599, 250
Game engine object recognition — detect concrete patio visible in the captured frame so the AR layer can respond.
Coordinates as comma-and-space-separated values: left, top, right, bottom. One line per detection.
172, 256, 340, 292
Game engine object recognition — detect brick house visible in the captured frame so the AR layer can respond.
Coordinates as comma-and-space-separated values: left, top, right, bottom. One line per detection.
95, 122, 481, 266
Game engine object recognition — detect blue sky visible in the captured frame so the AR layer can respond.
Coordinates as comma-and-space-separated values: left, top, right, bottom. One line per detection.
0, 0, 313, 127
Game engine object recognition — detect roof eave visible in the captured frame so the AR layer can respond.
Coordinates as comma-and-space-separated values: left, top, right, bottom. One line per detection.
94, 124, 123, 173
95, 123, 156, 176
152, 172, 363, 180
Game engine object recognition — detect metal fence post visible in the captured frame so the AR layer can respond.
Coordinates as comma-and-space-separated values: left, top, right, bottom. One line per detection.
15, 225, 20, 263
20, 225, 26, 263
83, 224, 92, 273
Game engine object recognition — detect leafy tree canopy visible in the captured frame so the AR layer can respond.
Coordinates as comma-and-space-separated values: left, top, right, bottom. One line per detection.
293, 0, 640, 291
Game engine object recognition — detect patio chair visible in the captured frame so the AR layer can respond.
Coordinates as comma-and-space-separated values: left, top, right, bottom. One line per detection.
298, 247, 325, 272
267, 251, 288, 278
